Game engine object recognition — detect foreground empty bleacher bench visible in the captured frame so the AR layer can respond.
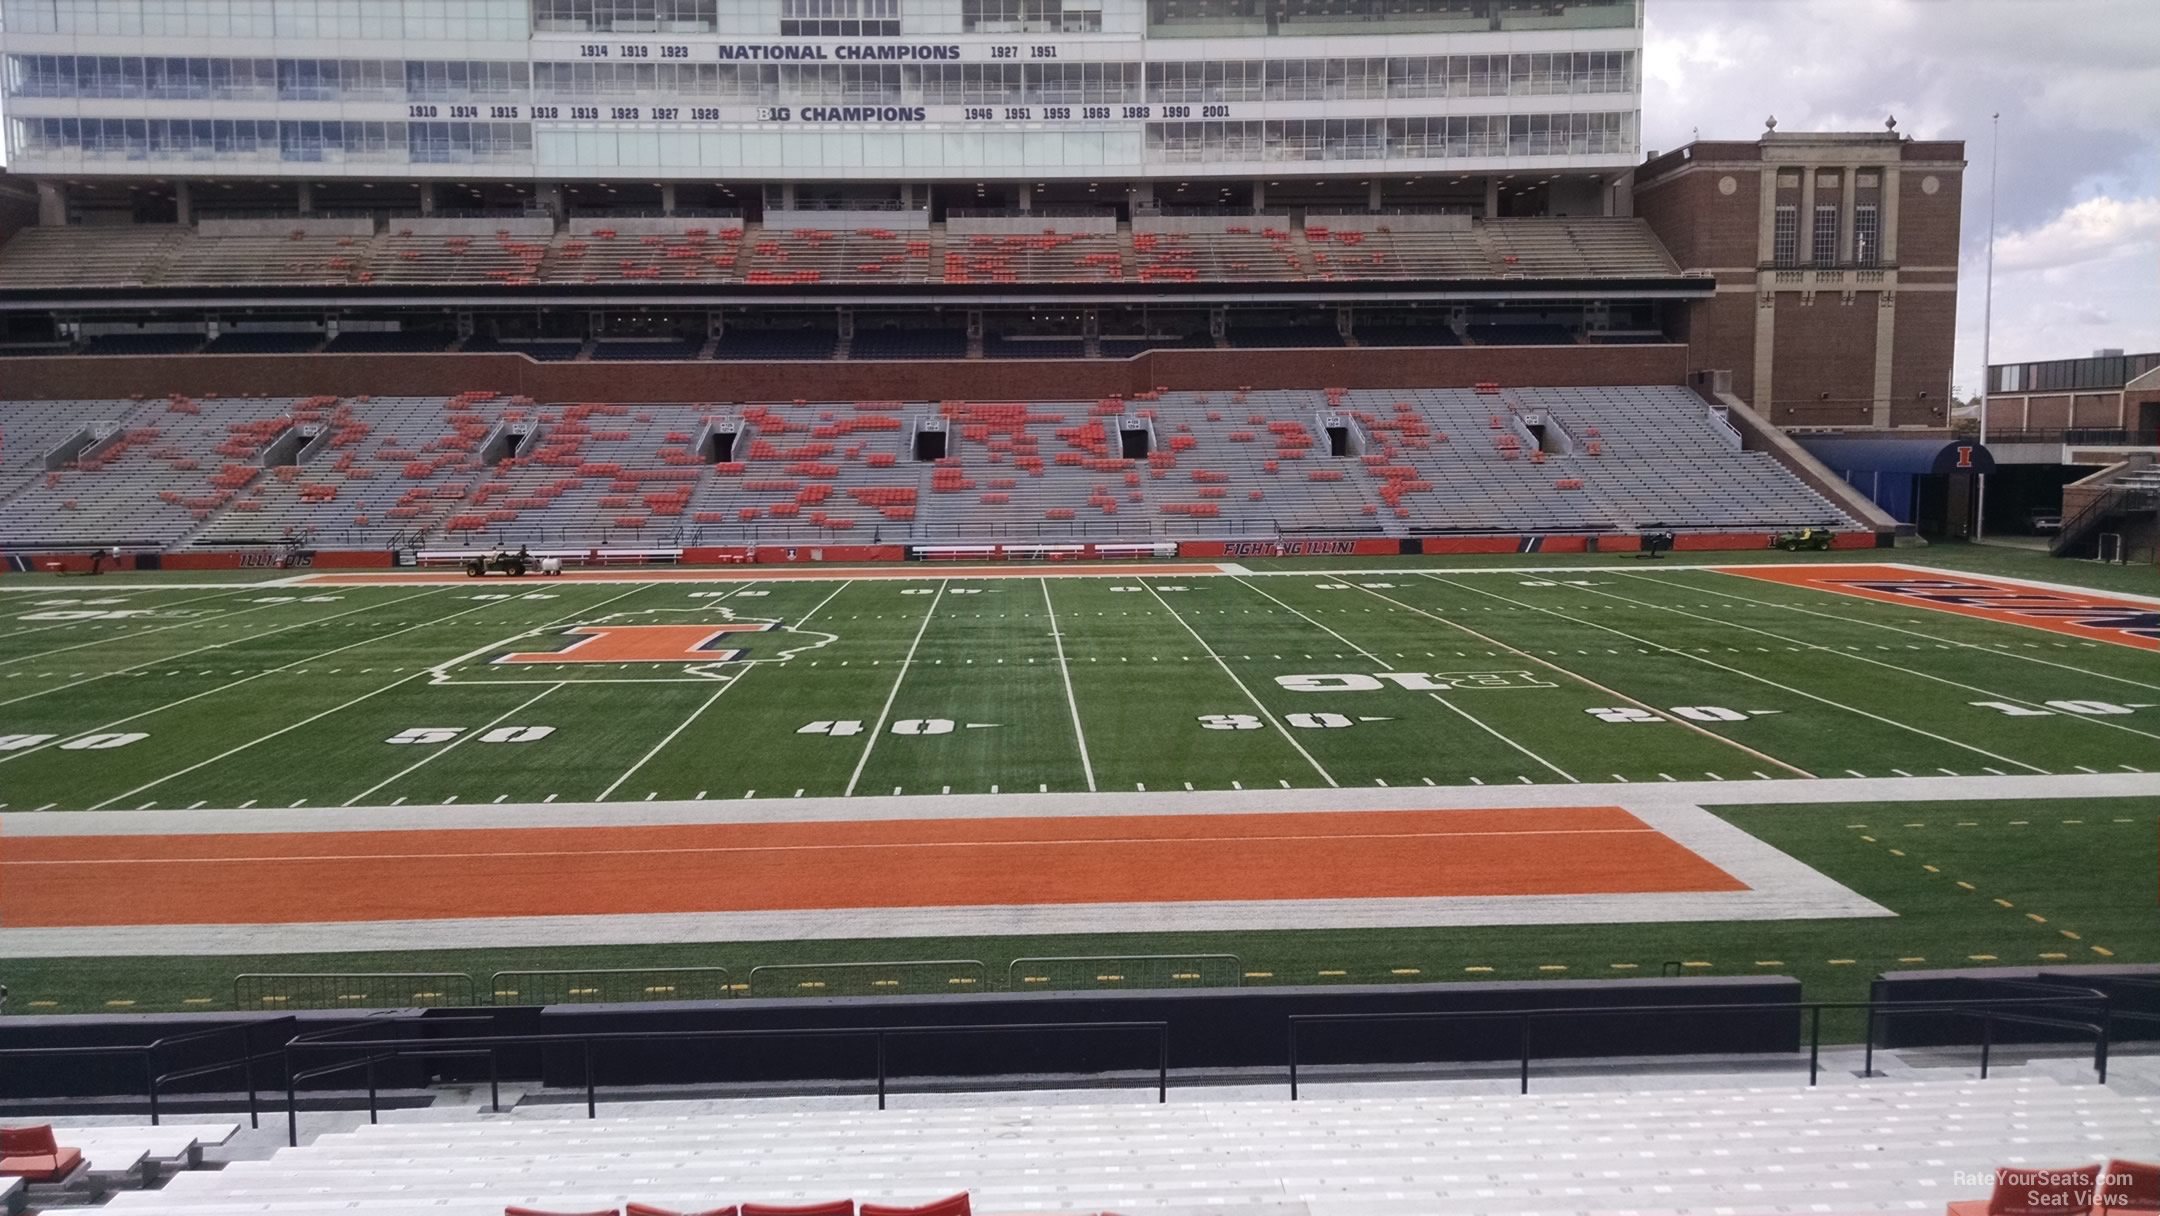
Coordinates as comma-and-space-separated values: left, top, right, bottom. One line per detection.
93, 1078, 2160, 1216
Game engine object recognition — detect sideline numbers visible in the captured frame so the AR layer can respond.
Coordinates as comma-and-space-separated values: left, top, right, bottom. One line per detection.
384, 725, 556, 745
799, 719, 957, 736
1587, 705, 1753, 723
1971, 699, 2138, 717
0, 731, 147, 750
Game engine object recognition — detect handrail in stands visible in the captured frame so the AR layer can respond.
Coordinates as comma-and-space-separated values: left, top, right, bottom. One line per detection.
1287, 990, 2117, 1099
0, 1015, 296, 1127
280, 1019, 1171, 1145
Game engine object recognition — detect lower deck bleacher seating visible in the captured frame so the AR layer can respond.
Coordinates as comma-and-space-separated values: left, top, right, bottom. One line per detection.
1, 385, 1860, 549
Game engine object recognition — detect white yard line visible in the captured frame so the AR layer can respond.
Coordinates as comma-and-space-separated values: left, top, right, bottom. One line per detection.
0, 585, 262, 643
1430, 575, 2047, 776
1681, 569, 2160, 694
0, 594, 305, 668
0, 590, 451, 711
1358, 579, 1814, 778
1142, 578, 1336, 787
1040, 578, 1097, 793
844, 579, 946, 797
1587, 576, 2160, 749
342, 684, 565, 806
1423, 692, 1578, 783
597, 580, 854, 802
0, 588, 454, 763
81, 584, 659, 811
1235, 575, 1574, 782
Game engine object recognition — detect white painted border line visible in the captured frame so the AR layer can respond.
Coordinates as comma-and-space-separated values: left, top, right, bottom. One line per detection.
1231, 575, 1575, 783
1141, 577, 1337, 787
845, 579, 945, 797
13, 771, 2156, 838
0, 801, 1892, 958
1040, 578, 1097, 793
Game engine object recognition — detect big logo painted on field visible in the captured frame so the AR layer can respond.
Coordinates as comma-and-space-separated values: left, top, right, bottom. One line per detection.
498, 622, 777, 665
1717, 563, 2160, 651
435, 608, 837, 684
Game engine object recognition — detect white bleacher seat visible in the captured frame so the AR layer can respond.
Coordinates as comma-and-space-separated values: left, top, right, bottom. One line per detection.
91, 1077, 2160, 1216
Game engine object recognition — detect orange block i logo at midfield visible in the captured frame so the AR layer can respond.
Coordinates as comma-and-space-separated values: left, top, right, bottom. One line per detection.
495, 622, 777, 664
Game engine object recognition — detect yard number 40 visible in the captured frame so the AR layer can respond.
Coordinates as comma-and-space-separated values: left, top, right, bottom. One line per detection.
384, 726, 557, 745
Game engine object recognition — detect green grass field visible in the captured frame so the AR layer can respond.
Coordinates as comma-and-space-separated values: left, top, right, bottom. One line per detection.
0, 546, 2155, 1020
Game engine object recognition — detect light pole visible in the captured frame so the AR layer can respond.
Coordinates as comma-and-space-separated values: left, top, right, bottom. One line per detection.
1975, 112, 1999, 541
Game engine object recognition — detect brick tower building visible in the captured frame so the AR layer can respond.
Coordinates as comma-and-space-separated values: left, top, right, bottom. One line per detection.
1631, 123, 1966, 429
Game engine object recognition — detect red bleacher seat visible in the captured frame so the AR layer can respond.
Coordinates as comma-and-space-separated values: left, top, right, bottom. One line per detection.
627, 1205, 739, 1216
0, 1126, 84, 1183
860, 1195, 971, 1216
1946, 1164, 2107, 1215
2102, 1161, 2160, 1213
741, 1204, 854, 1216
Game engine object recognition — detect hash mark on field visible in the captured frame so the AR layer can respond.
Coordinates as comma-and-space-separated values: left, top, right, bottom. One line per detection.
543, 794, 556, 803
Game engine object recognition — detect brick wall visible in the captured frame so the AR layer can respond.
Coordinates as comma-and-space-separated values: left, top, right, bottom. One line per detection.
1769, 295, 1879, 427
1889, 289, 1958, 425
0, 344, 1691, 404
1686, 288, 1760, 405
1895, 164, 1964, 267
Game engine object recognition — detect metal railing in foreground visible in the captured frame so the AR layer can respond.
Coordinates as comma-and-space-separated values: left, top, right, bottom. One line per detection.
1286, 990, 2120, 1099
280, 1018, 1171, 1145
0, 1017, 294, 1127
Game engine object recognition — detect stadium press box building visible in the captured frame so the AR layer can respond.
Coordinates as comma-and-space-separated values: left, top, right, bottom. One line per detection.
0, 0, 1641, 216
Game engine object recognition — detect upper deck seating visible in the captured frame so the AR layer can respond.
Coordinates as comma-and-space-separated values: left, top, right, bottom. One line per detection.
364, 229, 547, 286
0, 224, 181, 288
740, 227, 937, 285
158, 230, 362, 287
543, 226, 742, 285
942, 230, 1124, 284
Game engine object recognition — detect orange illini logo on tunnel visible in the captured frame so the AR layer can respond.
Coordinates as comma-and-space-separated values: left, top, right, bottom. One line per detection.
496, 622, 778, 665
1955, 445, 1975, 469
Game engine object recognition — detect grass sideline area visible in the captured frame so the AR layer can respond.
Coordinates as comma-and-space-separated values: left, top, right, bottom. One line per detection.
1, 544, 2155, 1025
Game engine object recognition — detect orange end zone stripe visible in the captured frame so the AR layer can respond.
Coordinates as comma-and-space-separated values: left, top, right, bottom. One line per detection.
0, 806, 1745, 928
1715, 563, 2160, 652
297, 563, 1228, 585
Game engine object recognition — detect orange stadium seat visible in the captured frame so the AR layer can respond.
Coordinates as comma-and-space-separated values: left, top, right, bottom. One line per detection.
861, 1195, 971, 1216
742, 1203, 854, 1216
627, 1206, 739, 1216
0, 1126, 83, 1184
2101, 1161, 2160, 1213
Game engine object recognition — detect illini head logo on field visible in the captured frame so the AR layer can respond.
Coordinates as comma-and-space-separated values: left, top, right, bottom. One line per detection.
497, 622, 778, 665
436, 608, 838, 685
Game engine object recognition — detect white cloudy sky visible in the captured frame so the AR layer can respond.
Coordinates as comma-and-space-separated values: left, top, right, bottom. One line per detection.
1645, 0, 2160, 396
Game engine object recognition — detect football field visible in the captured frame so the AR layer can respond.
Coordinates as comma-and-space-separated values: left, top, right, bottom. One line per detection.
0, 550, 2155, 1017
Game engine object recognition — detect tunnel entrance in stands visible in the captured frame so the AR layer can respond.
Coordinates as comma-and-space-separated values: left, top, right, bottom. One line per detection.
914, 429, 947, 461
1326, 425, 1350, 458
705, 430, 736, 463
1120, 427, 1151, 459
